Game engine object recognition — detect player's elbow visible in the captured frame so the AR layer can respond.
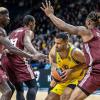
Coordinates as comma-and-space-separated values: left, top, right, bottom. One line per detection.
8, 46, 17, 53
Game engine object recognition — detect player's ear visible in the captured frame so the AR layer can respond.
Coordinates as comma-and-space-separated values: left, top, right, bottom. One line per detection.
29, 21, 32, 26
87, 19, 92, 25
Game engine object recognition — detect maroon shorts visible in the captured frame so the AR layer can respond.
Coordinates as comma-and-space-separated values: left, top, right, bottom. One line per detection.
78, 66, 100, 95
1, 56, 35, 85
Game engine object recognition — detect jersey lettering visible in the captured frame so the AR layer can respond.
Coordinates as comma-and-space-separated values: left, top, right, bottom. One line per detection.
10, 38, 18, 47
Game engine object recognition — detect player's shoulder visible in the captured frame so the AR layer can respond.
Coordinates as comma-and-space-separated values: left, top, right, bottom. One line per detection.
0, 27, 7, 37
77, 26, 89, 36
25, 28, 33, 35
72, 47, 84, 57
14, 27, 25, 33
49, 45, 56, 56
77, 26, 87, 31
78, 26, 90, 36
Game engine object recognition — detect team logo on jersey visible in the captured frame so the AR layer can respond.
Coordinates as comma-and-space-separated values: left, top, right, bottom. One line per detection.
62, 65, 68, 69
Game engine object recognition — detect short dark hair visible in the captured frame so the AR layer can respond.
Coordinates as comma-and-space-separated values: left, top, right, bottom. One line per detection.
0, 7, 8, 14
23, 15, 35, 25
87, 11, 99, 22
55, 33, 68, 41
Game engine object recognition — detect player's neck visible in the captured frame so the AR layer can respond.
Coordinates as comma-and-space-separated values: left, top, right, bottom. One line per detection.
59, 47, 69, 59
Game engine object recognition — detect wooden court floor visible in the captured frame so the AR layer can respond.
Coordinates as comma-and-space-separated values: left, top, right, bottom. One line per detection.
9, 91, 100, 100
0, 90, 100, 100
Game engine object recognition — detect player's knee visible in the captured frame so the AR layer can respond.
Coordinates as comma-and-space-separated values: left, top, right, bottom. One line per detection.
45, 95, 52, 100
45, 93, 59, 100
61, 92, 71, 100
69, 96, 81, 100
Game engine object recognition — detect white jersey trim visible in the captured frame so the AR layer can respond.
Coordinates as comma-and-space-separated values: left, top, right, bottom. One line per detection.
84, 43, 93, 66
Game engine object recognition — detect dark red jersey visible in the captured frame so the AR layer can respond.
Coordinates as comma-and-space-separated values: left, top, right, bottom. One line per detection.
83, 28, 100, 67
7, 27, 29, 64
2, 27, 35, 83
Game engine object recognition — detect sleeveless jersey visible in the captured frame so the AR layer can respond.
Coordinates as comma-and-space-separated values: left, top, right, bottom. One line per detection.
83, 28, 100, 67
7, 27, 29, 64
56, 44, 85, 80
1, 27, 35, 83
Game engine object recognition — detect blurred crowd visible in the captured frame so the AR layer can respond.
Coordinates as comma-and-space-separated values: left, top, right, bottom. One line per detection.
0, 0, 100, 55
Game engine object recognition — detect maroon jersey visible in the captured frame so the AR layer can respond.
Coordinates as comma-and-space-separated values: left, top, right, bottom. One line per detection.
79, 28, 100, 94
2, 27, 35, 83
8, 27, 29, 64
83, 28, 100, 67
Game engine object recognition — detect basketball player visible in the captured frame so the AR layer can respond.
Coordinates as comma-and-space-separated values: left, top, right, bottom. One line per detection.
0, 7, 47, 100
1, 15, 47, 100
46, 33, 86, 100
41, 1, 100, 100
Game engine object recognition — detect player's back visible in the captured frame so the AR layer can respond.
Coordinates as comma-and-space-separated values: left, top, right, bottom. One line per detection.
7, 27, 29, 63
83, 28, 100, 68
9, 27, 28, 50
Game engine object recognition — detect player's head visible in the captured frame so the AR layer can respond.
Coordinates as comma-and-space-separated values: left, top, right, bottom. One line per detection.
55, 33, 68, 52
0, 7, 10, 27
85, 11, 99, 29
23, 15, 36, 30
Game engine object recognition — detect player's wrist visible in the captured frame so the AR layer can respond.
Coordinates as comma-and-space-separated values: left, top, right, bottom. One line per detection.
48, 13, 54, 18
29, 54, 33, 59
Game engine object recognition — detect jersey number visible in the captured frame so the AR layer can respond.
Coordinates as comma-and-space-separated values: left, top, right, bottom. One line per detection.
10, 38, 18, 47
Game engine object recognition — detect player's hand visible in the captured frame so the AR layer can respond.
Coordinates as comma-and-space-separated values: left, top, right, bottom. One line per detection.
50, 79, 57, 88
40, 0, 54, 17
32, 53, 48, 61
61, 69, 73, 82
3, 49, 10, 54
3, 49, 13, 55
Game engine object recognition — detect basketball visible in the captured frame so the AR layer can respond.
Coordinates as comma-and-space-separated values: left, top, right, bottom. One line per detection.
51, 68, 63, 82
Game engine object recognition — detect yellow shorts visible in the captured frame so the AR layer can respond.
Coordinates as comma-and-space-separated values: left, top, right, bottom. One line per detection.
50, 79, 78, 95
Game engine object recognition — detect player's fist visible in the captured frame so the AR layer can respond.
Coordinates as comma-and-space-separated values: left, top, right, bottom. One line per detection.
61, 69, 73, 82
40, 0, 54, 17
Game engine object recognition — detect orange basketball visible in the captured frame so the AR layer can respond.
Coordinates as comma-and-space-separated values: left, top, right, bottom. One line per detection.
51, 68, 63, 82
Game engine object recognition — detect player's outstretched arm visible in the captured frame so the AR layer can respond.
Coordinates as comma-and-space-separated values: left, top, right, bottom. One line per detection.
0, 36, 33, 59
41, 0, 79, 35
24, 30, 47, 60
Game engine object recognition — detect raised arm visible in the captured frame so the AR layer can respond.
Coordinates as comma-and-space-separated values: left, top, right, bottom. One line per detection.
41, 0, 90, 37
41, 0, 79, 35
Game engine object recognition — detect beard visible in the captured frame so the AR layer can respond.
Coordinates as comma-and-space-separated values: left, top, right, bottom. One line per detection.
56, 48, 63, 52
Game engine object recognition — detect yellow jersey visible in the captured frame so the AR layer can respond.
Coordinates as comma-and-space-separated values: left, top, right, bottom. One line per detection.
56, 44, 85, 80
